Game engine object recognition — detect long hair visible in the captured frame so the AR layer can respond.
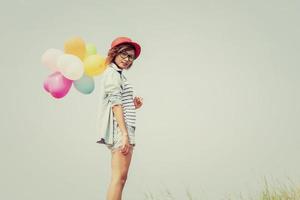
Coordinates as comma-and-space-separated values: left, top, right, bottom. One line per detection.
105, 43, 136, 70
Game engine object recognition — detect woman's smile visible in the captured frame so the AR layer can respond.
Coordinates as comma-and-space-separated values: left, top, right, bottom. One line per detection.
121, 61, 129, 67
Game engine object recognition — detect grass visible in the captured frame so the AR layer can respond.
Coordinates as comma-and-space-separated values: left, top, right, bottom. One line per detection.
143, 177, 300, 200
259, 177, 300, 200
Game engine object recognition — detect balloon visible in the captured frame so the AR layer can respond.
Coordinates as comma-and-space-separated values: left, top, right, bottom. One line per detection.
43, 71, 73, 99
64, 36, 86, 60
85, 43, 97, 57
57, 54, 84, 80
41, 48, 64, 71
74, 74, 95, 94
83, 54, 106, 76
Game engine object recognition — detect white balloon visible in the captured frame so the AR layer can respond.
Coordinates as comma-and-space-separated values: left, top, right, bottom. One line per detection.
57, 54, 84, 80
41, 48, 64, 71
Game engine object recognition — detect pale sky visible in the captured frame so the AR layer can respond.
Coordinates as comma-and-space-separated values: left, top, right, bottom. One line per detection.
1, 0, 299, 199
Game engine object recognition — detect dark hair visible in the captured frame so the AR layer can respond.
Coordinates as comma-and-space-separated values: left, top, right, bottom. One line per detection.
105, 43, 136, 70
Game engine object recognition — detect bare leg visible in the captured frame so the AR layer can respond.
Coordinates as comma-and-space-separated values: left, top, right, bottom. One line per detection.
106, 146, 133, 200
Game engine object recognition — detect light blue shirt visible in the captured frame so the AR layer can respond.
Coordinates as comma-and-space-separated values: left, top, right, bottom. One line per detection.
96, 62, 135, 145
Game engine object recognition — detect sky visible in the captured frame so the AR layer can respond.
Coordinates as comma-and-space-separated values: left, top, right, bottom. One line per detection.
1, 0, 299, 199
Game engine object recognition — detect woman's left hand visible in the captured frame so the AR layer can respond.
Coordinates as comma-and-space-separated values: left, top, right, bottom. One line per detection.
133, 96, 143, 109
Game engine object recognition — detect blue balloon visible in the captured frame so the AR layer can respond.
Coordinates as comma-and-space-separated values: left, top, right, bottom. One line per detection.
74, 74, 95, 94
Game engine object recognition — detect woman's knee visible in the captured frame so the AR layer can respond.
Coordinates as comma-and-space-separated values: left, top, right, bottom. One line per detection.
111, 173, 128, 185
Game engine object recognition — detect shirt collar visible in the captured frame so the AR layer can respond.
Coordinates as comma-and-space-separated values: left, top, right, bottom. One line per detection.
110, 62, 123, 73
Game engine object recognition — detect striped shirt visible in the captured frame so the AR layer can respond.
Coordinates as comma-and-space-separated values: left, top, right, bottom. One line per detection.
110, 63, 136, 128
112, 78, 136, 128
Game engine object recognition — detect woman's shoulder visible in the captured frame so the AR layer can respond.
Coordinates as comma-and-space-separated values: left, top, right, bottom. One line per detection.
102, 66, 120, 77
102, 66, 122, 84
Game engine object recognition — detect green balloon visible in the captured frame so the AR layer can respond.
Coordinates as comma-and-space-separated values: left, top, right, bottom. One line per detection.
86, 43, 97, 56
74, 74, 95, 94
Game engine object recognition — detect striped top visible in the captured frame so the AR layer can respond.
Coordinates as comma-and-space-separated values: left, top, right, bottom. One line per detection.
110, 64, 136, 128
112, 78, 136, 128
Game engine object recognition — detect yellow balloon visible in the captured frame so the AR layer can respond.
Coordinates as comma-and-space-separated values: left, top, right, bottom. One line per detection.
84, 54, 107, 76
64, 36, 86, 60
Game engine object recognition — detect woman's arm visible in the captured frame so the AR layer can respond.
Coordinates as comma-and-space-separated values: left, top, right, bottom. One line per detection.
104, 69, 129, 137
112, 105, 128, 137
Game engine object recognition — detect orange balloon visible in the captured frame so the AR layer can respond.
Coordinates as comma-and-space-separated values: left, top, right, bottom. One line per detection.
64, 36, 86, 60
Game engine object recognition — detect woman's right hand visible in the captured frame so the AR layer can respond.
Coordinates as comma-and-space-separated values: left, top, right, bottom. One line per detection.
120, 134, 130, 155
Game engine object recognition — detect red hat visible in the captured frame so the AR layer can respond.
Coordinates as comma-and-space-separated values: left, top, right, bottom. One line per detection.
110, 37, 141, 59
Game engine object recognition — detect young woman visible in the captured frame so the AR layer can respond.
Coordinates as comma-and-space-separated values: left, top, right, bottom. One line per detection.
96, 36, 143, 200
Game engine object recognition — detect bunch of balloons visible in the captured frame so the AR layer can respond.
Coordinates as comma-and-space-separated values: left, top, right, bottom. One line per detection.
41, 36, 107, 99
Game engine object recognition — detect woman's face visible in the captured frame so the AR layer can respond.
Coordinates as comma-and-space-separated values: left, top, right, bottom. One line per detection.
114, 49, 135, 69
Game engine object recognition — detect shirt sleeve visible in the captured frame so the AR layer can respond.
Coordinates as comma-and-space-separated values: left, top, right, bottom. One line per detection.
104, 70, 123, 107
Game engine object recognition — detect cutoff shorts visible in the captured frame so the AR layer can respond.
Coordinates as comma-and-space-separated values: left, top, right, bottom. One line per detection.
106, 125, 136, 153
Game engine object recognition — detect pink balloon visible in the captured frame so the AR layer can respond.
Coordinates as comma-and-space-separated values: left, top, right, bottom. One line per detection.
43, 71, 73, 99
43, 80, 50, 92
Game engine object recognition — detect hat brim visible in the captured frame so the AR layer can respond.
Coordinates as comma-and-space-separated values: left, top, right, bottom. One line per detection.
119, 41, 141, 59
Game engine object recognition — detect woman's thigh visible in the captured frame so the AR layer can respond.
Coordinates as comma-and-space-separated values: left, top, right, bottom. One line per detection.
111, 147, 133, 178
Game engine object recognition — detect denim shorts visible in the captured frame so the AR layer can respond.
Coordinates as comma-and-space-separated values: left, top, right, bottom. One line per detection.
106, 125, 136, 153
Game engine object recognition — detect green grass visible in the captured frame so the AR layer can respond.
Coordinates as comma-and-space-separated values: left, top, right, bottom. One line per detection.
258, 177, 300, 200
143, 177, 300, 200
